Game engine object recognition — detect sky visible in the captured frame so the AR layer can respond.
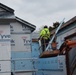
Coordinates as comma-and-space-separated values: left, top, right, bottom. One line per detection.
0, 0, 76, 31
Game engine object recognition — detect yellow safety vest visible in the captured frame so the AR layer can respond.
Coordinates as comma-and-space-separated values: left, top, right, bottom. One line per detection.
40, 28, 50, 39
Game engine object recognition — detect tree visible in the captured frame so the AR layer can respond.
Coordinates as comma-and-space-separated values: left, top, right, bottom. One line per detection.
53, 22, 60, 28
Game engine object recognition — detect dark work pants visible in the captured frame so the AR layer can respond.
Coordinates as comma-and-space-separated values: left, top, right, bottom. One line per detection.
41, 38, 50, 52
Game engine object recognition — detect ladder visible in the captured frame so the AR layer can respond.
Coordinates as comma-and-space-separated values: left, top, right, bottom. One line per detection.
45, 18, 65, 51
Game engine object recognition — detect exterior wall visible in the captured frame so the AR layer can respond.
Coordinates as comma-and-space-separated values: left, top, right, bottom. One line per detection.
10, 22, 31, 33
0, 4, 36, 75
32, 41, 67, 75
11, 34, 31, 52
11, 22, 35, 75
0, 25, 11, 75
10, 22, 32, 52
56, 22, 76, 75
56, 23, 76, 49
32, 42, 40, 58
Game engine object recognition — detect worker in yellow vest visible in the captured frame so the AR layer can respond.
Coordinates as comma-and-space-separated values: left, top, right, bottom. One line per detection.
39, 25, 50, 52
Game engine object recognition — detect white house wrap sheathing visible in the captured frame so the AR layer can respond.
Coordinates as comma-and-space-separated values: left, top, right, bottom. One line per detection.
10, 22, 31, 52
0, 25, 11, 75
11, 34, 31, 52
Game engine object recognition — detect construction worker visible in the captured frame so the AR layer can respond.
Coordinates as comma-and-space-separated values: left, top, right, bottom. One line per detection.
39, 25, 50, 52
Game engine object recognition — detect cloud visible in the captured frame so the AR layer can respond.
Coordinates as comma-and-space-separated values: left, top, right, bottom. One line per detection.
0, 0, 76, 31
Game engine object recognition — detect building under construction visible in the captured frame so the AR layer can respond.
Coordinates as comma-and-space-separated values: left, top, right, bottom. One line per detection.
0, 3, 76, 75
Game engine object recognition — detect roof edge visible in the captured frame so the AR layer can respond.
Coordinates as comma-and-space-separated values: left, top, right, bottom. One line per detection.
15, 16, 36, 32
0, 3, 14, 13
50, 16, 76, 35
60, 16, 76, 29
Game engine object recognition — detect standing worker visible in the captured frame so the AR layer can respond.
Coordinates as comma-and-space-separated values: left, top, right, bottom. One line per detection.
39, 25, 50, 52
